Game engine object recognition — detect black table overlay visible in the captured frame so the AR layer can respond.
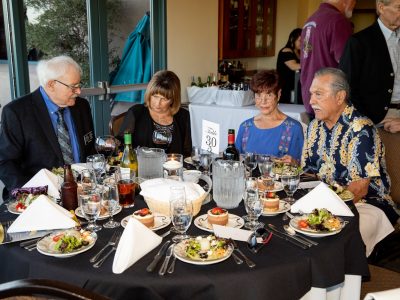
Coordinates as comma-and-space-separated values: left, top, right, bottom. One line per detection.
0, 191, 369, 300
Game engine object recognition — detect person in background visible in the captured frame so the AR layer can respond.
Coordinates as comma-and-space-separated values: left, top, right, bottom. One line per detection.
118, 70, 192, 157
0, 55, 95, 199
300, 0, 356, 118
340, 0, 400, 132
276, 28, 302, 104
235, 70, 304, 164
302, 67, 399, 256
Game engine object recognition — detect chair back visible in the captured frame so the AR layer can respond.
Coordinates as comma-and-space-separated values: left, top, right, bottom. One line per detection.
378, 129, 400, 205
109, 112, 127, 136
0, 278, 110, 300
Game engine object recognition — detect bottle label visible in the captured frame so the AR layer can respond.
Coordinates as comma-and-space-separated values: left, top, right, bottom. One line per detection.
119, 167, 131, 181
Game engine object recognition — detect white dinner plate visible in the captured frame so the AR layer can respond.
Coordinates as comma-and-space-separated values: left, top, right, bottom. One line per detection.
194, 214, 244, 232
75, 205, 122, 221
289, 216, 345, 238
261, 200, 291, 216
121, 213, 171, 231
337, 190, 354, 202
173, 239, 233, 265
184, 157, 194, 165
36, 230, 97, 258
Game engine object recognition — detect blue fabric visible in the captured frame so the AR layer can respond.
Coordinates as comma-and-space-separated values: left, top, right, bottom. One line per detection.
40, 87, 80, 163
110, 13, 151, 103
235, 116, 304, 160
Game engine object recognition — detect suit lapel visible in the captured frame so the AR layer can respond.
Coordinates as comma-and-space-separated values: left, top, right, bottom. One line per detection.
31, 89, 64, 162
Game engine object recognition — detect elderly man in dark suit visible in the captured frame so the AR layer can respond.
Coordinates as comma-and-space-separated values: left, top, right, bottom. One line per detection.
0, 55, 95, 198
339, 0, 400, 132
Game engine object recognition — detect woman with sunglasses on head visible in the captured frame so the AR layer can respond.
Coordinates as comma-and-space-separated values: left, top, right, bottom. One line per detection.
235, 70, 304, 164
118, 70, 192, 157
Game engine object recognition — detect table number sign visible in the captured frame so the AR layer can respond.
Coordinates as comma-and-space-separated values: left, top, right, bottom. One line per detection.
201, 120, 220, 154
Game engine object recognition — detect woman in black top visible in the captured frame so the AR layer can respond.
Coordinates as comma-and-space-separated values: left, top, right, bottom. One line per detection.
276, 28, 302, 104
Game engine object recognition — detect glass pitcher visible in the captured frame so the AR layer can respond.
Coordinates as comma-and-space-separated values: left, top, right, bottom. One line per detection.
137, 147, 165, 179
212, 159, 245, 209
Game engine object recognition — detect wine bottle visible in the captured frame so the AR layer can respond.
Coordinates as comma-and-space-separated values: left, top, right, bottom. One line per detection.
120, 133, 138, 179
61, 164, 78, 211
223, 129, 239, 161
190, 76, 197, 86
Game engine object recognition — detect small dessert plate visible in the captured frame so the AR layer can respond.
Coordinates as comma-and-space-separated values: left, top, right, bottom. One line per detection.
261, 200, 291, 216
120, 213, 171, 231
194, 214, 244, 232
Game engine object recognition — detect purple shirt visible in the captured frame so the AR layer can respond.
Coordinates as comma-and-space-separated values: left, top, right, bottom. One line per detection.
300, 3, 352, 114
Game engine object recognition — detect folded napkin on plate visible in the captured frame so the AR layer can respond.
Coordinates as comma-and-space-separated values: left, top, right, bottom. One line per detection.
140, 178, 205, 202
23, 168, 60, 199
113, 218, 162, 274
213, 224, 262, 243
364, 288, 400, 300
7, 195, 75, 233
290, 182, 354, 216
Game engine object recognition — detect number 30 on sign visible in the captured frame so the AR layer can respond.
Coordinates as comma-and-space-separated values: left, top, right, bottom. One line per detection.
201, 120, 220, 155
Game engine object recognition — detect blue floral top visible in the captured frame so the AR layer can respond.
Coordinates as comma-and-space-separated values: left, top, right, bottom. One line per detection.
235, 116, 304, 160
302, 105, 395, 207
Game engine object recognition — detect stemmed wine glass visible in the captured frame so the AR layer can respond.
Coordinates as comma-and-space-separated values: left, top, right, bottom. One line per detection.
95, 135, 119, 160
241, 152, 258, 177
281, 169, 300, 204
79, 188, 102, 232
199, 150, 212, 176
170, 186, 193, 243
243, 185, 264, 230
102, 183, 120, 228
87, 154, 106, 183
191, 146, 201, 170
80, 169, 97, 193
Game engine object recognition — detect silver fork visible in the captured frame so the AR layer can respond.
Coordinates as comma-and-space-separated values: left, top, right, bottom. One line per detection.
229, 239, 256, 268
90, 230, 121, 263
93, 232, 122, 268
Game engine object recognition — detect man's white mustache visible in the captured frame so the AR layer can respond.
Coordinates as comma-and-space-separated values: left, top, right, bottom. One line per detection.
311, 106, 321, 110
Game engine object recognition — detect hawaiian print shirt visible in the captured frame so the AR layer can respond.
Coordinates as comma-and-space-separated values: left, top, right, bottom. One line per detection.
302, 105, 394, 205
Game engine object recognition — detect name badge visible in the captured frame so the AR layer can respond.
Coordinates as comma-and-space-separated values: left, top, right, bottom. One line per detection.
83, 131, 93, 145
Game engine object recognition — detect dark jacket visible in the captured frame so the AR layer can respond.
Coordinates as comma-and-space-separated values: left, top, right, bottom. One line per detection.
118, 104, 192, 157
339, 21, 395, 123
0, 89, 95, 196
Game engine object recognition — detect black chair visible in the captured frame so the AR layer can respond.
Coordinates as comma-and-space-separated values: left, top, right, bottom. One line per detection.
0, 279, 110, 300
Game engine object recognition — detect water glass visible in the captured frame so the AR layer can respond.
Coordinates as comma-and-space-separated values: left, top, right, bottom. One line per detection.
281, 170, 300, 204
242, 177, 258, 221
137, 147, 165, 179
191, 146, 201, 170
80, 169, 97, 193
79, 188, 102, 232
163, 153, 183, 181
86, 154, 106, 182
241, 152, 257, 177
199, 150, 213, 176
170, 186, 193, 243
102, 183, 120, 228
258, 156, 274, 178
243, 188, 264, 230
212, 160, 245, 209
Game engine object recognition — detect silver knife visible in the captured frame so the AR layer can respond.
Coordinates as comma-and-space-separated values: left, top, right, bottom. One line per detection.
268, 224, 313, 247
159, 244, 174, 276
265, 225, 309, 250
146, 240, 171, 272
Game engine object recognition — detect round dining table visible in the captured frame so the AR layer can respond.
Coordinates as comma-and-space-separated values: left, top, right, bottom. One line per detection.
0, 190, 369, 300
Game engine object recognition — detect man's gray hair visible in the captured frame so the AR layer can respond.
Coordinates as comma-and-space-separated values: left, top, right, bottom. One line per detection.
37, 55, 82, 87
376, 0, 392, 15
314, 67, 350, 102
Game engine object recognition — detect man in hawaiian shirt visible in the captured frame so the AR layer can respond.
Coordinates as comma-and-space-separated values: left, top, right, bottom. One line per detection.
302, 67, 399, 226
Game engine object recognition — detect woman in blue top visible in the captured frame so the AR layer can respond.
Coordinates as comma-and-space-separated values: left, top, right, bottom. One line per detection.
235, 70, 304, 164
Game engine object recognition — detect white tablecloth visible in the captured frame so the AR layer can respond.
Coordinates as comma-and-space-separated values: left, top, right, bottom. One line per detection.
189, 103, 307, 152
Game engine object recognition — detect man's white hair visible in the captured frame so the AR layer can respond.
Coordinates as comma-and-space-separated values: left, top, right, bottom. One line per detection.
36, 55, 82, 87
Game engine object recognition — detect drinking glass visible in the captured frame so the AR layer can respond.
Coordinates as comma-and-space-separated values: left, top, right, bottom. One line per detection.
115, 168, 136, 208
152, 127, 172, 150
80, 169, 97, 193
102, 183, 120, 228
87, 154, 106, 182
163, 154, 183, 181
170, 186, 193, 243
95, 135, 118, 160
199, 150, 212, 176
79, 188, 102, 232
191, 146, 201, 170
242, 177, 258, 222
243, 187, 264, 230
241, 152, 257, 177
281, 170, 300, 204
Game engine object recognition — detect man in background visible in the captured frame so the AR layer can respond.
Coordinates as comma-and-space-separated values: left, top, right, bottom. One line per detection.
340, 0, 400, 133
0, 55, 95, 198
300, 0, 356, 118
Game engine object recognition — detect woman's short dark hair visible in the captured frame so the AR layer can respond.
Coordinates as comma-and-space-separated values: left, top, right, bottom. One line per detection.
250, 70, 281, 96
144, 70, 181, 115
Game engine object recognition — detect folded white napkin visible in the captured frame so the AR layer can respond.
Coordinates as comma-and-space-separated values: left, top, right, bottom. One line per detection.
113, 218, 162, 274
364, 288, 400, 300
23, 168, 60, 199
140, 178, 205, 202
8, 195, 75, 233
298, 180, 321, 190
213, 224, 262, 243
356, 202, 394, 257
291, 182, 354, 216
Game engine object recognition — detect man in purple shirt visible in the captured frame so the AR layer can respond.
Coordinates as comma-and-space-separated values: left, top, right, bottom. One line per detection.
300, 0, 356, 117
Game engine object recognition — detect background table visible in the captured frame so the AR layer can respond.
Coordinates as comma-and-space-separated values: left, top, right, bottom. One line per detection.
0, 192, 369, 300
189, 103, 307, 152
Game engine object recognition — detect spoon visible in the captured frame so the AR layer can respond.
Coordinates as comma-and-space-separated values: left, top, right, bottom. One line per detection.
283, 225, 318, 246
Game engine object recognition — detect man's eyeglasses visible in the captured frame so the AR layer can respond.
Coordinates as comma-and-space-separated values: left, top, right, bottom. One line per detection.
54, 79, 83, 92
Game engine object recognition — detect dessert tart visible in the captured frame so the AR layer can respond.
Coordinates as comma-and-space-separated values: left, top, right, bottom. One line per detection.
132, 208, 154, 228
207, 207, 229, 226
261, 192, 280, 212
